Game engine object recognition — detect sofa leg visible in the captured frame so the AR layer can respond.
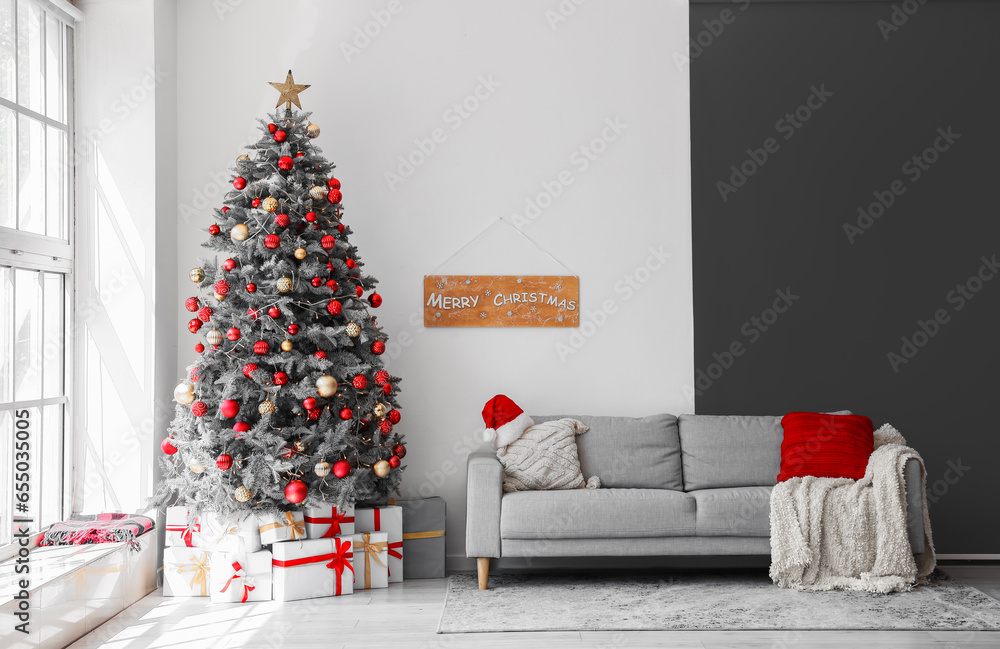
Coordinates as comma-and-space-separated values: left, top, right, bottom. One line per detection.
477, 557, 489, 590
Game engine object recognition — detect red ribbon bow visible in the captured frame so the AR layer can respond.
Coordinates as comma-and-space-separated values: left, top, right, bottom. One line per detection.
166, 520, 201, 547
220, 561, 256, 603
326, 538, 355, 595
304, 509, 355, 538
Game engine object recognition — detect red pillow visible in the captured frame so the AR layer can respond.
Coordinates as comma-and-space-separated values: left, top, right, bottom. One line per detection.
777, 412, 874, 482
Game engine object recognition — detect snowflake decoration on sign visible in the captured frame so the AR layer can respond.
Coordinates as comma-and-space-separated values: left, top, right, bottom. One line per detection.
479, 312, 487, 319
530, 305, 537, 313
484, 289, 491, 296
554, 281, 563, 290
436, 281, 444, 289
507, 310, 513, 316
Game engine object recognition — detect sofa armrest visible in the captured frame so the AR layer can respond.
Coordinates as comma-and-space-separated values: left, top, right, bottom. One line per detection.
904, 457, 926, 555
466, 452, 503, 559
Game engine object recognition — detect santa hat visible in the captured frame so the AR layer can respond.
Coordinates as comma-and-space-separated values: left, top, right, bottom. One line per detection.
482, 394, 534, 448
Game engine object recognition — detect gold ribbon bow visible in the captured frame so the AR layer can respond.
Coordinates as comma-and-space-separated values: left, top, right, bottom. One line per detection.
260, 512, 305, 540
173, 552, 210, 596
353, 532, 388, 588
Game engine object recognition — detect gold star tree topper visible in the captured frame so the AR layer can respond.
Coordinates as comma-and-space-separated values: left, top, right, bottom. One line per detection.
269, 70, 310, 110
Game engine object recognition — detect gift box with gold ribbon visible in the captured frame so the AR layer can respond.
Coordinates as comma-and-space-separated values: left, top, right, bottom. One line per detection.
201, 512, 262, 553
209, 550, 272, 603
351, 531, 388, 590
355, 505, 402, 583
398, 497, 446, 579
304, 504, 355, 539
165, 506, 202, 548
271, 537, 354, 601
163, 548, 212, 597
257, 511, 306, 546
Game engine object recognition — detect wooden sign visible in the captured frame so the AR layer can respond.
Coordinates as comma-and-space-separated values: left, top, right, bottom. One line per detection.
423, 275, 579, 327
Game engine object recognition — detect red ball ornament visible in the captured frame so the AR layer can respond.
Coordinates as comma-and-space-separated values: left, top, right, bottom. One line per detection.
378, 420, 393, 434
273, 130, 287, 143
327, 261, 334, 271
267, 123, 277, 134
223, 258, 237, 271
242, 363, 258, 378
326, 279, 338, 290
382, 383, 393, 395
327, 178, 341, 190
393, 444, 406, 458
345, 259, 356, 269
194, 343, 205, 353
326, 300, 342, 316
352, 375, 368, 390
388, 409, 401, 425
214, 280, 230, 296
295, 151, 304, 157
247, 307, 260, 320
368, 293, 382, 308
303, 397, 317, 411
275, 213, 290, 227
253, 340, 270, 355
246, 282, 257, 293
389, 455, 401, 468
220, 399, 240, 418
191, 401, 208, 417
221, 206, 230, 214
188, 318, 203, 333
355, 286, 363, 297
197, 306, 213, 322
305, 211, 317, 223
321, 235, 336, 250
284, 480, 308, 504
209, 224, 221, 236
287, 323, 299, 335
190, 366, 199, 381
339, 407, 353, 420
161, 438, 178, 455
216, 454, 233, 470
313, 350, 327, 360
267, 306, 282, 319
265, 234, 280, 249
233, 177, 247, 190
278, 156, 294, 170
337, 224, 345, 233
374, 370, 390, 386
371, 340, 386, 355
280, 446, 296, 459
251, 197, 261, 208
233, 421, 251, 434
311, 277, 322, 288
308, 408, 321, 421
185, 297, 200, 312
273, 371, 288, 385
327, 189, 342, 204
226, 327, 241, 341
332, 460, 351, 479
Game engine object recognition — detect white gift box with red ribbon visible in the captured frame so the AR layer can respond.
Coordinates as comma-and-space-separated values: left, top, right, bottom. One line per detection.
355, 505, 402, 583
163, 548, 212, 597
164, 506, 201, 548
271, 537, 354, 601
201, 512, 262, 553
209, 550, 272, 603
257, 511, 307, 546
304, 504, 355, 539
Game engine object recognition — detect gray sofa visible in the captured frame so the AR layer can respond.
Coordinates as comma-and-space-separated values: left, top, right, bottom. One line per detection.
466, 413, 925, 589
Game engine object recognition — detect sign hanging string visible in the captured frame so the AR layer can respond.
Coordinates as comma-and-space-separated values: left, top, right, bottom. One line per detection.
429, 217, 576, 275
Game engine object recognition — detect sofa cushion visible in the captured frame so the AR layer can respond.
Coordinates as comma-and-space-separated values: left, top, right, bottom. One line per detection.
531, 414, 682, 490
690, 487, 772, 537
500, 488, 696, 539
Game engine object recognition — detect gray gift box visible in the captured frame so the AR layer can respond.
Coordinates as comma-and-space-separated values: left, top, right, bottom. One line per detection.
397, 497, 446, 579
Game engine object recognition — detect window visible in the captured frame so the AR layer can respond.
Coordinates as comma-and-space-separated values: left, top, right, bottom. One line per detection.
0, 0, 74, 546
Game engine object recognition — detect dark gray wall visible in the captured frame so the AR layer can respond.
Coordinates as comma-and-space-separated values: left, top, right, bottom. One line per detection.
690, 0, 999, 554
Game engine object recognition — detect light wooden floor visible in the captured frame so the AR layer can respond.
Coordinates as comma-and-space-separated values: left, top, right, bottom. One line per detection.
68, 566, 1000, 649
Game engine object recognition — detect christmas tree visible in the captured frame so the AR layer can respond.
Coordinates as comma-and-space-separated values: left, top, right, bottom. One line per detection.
154, 72, 405, 518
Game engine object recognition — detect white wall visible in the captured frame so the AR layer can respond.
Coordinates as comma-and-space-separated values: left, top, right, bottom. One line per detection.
174, 0, 692, 567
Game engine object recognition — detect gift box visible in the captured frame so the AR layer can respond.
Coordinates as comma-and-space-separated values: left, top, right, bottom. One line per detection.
257, 511, 307, 546
304, 504, 355, 539
351, 532, 388, 590
164, 506, 201, 548
271, 537, 354, 601
398, 497, 446, 579
355, 505, 402, 582
163, 548, 212, 597
200, 512, 262, 553
209, 550, 272, 603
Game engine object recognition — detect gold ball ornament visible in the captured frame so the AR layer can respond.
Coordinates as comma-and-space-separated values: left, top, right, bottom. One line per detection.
214, 292, 226, 302
276, 277, 293, 292
314, 461, 331, 477
294, 440, 307, 453
206, 329, 224, 346
189, 462, 205, 474
190, 268, 205, 283
174, 382, 195, 405
307, 123, 320, 138
315, 375, 338, 397
280, 339, 294, 352
345, 322, 361, 338
372, 402, 388, 418
236, 154, 250, 162
373, 460, 391, 478
258, 400, 275, 415
262, 196, 279, 213
234, 485, 252, 502
294, 247, 307, 260
309, 185, 326, 201
230, 223, 250, 241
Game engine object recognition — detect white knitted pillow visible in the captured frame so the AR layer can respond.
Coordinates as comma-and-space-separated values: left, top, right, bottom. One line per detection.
495, 418, 601, 493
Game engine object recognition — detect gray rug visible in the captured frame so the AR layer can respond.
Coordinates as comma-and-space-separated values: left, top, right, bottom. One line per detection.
438, 570, 1000, 633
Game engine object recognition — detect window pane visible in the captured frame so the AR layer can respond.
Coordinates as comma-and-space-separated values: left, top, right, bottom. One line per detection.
44, 14, 61, 122
42, 271, 62, 397
45, 125, 65, 239
0, 0, 12, 101
13, 267, 40, 401
0, 106, 12, 229
15, 0, 42, 113
0, 267, 9, 402
17, 114, 43, 234
40, 403, 62, 527
12, 406, 39, 529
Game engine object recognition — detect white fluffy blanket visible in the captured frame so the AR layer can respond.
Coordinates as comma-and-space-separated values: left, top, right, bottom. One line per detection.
769, 424, 936, 593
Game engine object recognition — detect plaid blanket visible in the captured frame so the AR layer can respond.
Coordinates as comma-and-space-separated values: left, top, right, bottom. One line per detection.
39, 513, 155, 548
